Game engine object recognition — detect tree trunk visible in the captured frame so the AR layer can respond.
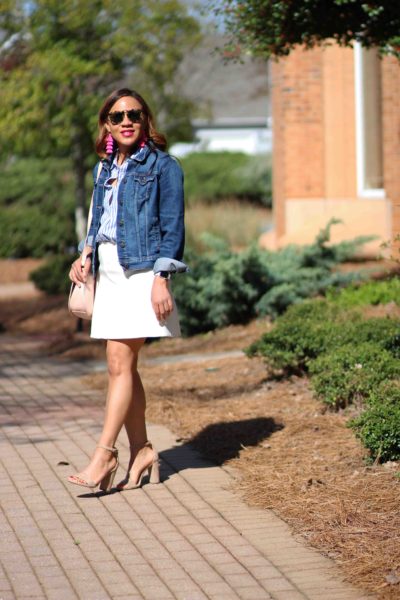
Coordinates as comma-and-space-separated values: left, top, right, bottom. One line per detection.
72, 133, 88, 243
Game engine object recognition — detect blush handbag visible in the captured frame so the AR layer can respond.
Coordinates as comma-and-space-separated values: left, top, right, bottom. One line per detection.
68, 253, 96, 320
68, 163, 102, 320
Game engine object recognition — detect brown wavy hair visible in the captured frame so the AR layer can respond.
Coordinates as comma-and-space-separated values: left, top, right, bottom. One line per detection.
95, 88, 167, 157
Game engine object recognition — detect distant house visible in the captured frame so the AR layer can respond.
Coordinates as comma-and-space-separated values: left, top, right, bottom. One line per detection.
172, 117, 271, 157
260, 44, 400, 256
170, 34, 270, 157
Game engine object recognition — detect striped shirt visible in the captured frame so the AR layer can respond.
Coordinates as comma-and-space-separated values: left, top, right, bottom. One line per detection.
95, 147, 145, 244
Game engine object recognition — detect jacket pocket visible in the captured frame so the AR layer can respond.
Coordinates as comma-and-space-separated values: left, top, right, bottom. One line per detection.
133, 174, 156, 186
133, 174, 156, 208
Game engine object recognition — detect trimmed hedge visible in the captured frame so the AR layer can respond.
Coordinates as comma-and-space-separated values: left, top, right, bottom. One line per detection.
247, 277, 400, 461
349, 383, 400, 463
309, 342, 400, 409
246, 300, 355, 373
180, 152, 272, 207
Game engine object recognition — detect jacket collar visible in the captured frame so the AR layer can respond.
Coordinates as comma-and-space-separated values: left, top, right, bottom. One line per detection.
102, 143, 151, 166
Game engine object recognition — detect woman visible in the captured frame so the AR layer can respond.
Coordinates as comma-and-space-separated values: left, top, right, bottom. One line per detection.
68, 88, 187, 492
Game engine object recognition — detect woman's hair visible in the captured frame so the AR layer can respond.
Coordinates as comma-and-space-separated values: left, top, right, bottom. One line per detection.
95, 88, 167, 157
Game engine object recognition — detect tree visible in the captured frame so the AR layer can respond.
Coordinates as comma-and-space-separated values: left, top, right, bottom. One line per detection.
0, 0, 200, 242
212, 1, 400, 59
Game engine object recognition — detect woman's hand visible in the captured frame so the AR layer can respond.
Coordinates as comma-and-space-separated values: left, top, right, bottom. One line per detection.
69, 246, 92, 287
151, 276, 173, 323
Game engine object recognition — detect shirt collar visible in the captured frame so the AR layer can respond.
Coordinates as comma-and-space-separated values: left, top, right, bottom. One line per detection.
113, 144, 147, 167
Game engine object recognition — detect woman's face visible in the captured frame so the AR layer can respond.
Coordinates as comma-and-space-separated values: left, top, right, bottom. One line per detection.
106, 95, 145, 151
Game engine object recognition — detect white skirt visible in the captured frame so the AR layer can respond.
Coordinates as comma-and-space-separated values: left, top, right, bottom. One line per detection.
91, 243, 181, 340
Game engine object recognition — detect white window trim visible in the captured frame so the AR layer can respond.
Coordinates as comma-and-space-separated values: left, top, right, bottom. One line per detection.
354, 42, 385, 199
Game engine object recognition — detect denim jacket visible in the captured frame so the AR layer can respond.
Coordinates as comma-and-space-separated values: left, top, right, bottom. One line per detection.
85, 144, 187, 276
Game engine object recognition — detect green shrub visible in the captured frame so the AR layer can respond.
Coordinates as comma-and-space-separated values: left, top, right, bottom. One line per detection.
349, 383, 400, 462
180, 152, 272, 207
174, 220, 370, 336
245, 300, 357, 372
326, 277, 400, 308
29, 254, 73, 295
383, 331, 400, 358
247, 298, 400, 375
0, 157, 79, 258
173, 243, 275, 336
0, 205, 76, 258
254, 219, 373, 318
309, 342, 400, 409
247, 274, 400, 462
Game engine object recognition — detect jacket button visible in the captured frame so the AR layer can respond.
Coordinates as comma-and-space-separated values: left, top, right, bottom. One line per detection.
123, 178, 127, 183
120, 241, 126, 248
119, 220, 124, 226
119, 201, 123, 206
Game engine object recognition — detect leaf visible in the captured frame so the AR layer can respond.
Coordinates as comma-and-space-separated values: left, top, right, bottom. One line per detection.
385, 571, 400, 585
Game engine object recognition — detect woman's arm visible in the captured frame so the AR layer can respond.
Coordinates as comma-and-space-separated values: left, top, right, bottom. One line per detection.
69, 246, 92, 286
151, 156, 187, 321
153, 156, 188, 274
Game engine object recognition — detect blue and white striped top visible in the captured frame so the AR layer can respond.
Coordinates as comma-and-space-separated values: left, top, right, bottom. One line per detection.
95, 147, 145, 244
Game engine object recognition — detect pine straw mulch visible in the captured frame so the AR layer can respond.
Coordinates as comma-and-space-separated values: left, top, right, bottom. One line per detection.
84, 354, 400, 599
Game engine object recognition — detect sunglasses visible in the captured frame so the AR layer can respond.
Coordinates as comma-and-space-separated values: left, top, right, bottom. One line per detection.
108, 109, 143, 125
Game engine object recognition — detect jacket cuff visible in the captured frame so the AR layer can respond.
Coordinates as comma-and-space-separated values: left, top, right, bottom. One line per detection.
153, 257, 189, 274
78, 236, 93, 253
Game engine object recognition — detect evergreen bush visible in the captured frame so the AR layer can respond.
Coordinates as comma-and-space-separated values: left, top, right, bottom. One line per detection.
309, 342, 400, 409
180, 152, 272, 207
247, 281, 400, 461
29, 255, 73, 295
349, 383, 400, 462
245, 300, 356, 372
0, 157, 78, 257
326, 277, 400, 308
174, 220, 371, 336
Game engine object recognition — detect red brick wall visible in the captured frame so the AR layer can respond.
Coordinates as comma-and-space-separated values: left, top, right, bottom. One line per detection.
271, 48, 324, 237
272, 45, 398, 252
381, 55, 400, 247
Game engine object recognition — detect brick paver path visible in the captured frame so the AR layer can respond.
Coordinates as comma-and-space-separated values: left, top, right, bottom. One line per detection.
0, 335, 373, 600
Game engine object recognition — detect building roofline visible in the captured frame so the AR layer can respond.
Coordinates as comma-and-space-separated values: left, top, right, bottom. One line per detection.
193, 117, 270, 129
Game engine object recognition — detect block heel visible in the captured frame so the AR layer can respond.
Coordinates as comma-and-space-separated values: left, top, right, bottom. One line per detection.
68, 445, 119, 492
116, 441, 160, 490
148, 459, 160, 484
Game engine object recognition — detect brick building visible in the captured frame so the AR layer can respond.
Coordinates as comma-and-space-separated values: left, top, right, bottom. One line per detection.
261, 44, 400, 256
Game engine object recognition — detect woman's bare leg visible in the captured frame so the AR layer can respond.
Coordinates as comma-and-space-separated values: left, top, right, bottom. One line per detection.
123, 370, 147, 454
117, 360, 157, 489
73, 337, 145, 484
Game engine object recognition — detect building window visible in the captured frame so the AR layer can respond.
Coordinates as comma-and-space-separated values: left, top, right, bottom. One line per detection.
354, 43, 384, 197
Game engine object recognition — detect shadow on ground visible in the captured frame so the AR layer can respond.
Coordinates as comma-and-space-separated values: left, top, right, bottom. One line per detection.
177, 417, 283, 466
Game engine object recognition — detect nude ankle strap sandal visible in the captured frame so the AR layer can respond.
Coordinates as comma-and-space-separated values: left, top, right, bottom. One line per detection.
67, 445, 119, 492
116, 441, 160, 490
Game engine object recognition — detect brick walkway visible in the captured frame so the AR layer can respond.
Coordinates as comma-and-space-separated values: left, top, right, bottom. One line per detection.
0, 335, 373, 600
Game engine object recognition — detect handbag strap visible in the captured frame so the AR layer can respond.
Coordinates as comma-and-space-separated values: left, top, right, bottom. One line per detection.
81, 162, 103, 268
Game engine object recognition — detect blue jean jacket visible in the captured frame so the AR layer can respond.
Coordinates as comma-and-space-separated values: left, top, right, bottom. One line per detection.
85, 144, 187, 276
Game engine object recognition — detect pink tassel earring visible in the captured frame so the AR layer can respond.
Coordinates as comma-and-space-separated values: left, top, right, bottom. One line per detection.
106, 133, 114, 155
140, 136, 148, 148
